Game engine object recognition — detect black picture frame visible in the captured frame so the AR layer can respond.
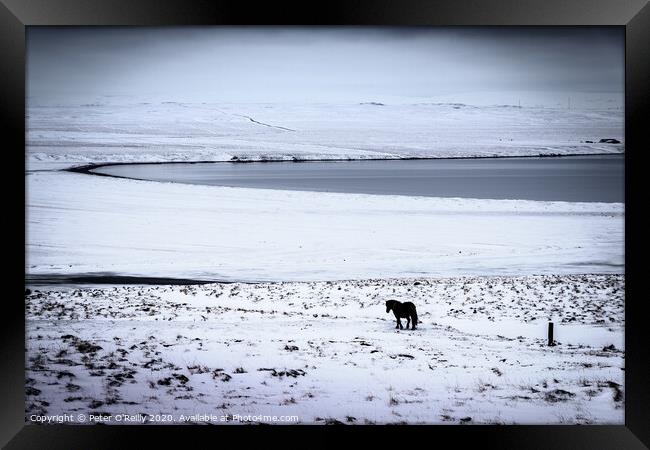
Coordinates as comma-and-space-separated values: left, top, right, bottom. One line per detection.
3, 0, 649, 448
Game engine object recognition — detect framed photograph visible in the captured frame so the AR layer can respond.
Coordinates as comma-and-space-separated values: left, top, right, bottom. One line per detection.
3, 0, 649, 448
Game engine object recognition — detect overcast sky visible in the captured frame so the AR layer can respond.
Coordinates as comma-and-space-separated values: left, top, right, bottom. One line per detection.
27, 27, 624, 107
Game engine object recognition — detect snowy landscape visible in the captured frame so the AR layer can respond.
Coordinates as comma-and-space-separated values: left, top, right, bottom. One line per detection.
25, 27, 625, 425
26, 101, 623, 170
26, 275, 623, 425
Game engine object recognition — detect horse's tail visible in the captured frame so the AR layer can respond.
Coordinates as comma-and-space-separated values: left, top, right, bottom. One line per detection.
412, 308, 418, 328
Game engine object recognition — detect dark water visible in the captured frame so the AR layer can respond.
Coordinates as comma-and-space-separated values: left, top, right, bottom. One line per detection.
24, 273, 218, 286
92, 155, 624, 202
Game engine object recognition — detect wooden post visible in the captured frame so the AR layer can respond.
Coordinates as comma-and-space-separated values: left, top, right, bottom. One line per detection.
548, 322, 554, 346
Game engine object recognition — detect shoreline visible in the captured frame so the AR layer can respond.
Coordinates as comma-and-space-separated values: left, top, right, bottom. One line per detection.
63, 152, 624, 177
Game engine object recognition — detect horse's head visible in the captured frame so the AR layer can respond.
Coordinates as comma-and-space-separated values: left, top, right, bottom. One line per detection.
385, 300, 393, 313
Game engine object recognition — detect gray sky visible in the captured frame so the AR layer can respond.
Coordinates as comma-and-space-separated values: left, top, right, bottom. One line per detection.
27, 27, 624, 107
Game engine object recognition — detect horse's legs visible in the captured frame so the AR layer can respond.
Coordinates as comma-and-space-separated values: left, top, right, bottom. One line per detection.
406, 317, 411, 329
396, 318, 402, 329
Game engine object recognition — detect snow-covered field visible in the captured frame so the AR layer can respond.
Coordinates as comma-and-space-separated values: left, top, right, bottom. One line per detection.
25, 101, 625, 425
25, 275, 624, 424
26, 102, 624, 170
26, 170, 623, 281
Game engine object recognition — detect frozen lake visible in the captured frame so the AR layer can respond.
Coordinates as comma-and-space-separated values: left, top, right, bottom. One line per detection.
91, 155, 624, 202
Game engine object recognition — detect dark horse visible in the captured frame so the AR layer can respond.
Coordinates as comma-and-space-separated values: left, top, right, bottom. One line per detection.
386, 300, 418, 330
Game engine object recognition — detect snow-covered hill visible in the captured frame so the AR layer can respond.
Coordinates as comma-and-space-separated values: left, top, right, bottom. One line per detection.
26, 102, 624, 170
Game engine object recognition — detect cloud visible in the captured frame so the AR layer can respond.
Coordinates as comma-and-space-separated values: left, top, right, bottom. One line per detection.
27, 27, 624, 105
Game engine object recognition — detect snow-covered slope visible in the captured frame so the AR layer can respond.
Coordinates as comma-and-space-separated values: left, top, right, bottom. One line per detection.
26, 102, 624, 170
26, 171, 623, 281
